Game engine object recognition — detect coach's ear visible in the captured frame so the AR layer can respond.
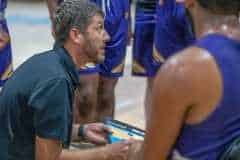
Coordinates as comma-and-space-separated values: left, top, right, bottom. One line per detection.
69, 28, 83, 45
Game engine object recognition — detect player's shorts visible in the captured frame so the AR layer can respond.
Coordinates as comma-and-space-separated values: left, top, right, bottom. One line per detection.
151, 1, 195, 75
78, 63, 99, 75
132, 7, 157, 77
98, 0, 129, 78
0, 13, 13, 87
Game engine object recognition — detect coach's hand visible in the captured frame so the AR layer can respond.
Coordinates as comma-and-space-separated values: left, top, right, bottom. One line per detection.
127, 139, 143, 160
82, 123, 111, 145
102, 141, 132, 160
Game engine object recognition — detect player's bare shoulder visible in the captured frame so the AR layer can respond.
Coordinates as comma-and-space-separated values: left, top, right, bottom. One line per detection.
154, 46, 223, 110
157, 46, 222, 84
161, 46, 216, 74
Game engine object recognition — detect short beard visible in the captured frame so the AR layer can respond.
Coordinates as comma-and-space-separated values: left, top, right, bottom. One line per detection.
84, 34, 99, 63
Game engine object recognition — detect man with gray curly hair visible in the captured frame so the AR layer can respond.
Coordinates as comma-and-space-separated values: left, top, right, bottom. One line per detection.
0, 0, 132, 160
47, 0, 131, 124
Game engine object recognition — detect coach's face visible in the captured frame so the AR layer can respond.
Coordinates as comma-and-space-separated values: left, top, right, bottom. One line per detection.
83, 14, 110, 63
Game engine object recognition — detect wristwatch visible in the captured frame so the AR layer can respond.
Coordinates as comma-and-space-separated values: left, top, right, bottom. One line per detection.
77, 124, 85, 140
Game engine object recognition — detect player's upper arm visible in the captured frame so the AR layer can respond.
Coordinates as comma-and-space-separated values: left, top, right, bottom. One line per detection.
143, 47, 222, 160
152, 47, 222, 113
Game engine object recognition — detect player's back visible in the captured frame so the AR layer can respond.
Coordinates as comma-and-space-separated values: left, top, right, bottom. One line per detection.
174, 34, 240, 160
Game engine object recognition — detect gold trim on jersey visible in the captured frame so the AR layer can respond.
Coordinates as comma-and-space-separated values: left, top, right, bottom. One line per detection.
1, 63, 13, 80
79, 62, 96, 70
0, 32, 10, 50
132, 60, 146, 74
112, 62, 125, 73
153, 45, 165, 63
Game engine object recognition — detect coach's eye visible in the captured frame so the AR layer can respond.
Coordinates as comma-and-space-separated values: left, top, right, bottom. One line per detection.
99, 24, 104, 30
95, 24, 104, 33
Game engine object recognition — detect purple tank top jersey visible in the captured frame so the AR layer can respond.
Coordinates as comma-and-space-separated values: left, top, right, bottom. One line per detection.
174, 34, 240, 160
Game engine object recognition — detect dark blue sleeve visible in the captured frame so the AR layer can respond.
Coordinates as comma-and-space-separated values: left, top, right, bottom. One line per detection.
28, 78, 72, 145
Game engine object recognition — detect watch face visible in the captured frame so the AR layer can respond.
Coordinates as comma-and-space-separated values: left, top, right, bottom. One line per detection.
104, 118, 145, 144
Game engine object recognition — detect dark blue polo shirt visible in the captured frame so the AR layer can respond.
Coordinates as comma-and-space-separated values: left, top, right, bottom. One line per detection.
0, 46, 79, 160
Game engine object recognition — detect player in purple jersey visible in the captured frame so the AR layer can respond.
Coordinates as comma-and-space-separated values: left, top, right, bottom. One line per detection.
0, 0, 13, 90
132, 0, 195, 120
93, 0, 130, 121
131, 0, 157, 121
128, 0, 240, 159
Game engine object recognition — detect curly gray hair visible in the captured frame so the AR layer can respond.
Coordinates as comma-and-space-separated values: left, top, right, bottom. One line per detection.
53, 0, 104, 44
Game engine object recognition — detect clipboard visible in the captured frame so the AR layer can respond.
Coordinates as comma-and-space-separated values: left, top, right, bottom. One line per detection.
104, 118, 145, 143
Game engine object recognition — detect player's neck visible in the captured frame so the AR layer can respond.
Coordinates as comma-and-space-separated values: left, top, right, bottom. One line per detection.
192, 9, 240, 40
